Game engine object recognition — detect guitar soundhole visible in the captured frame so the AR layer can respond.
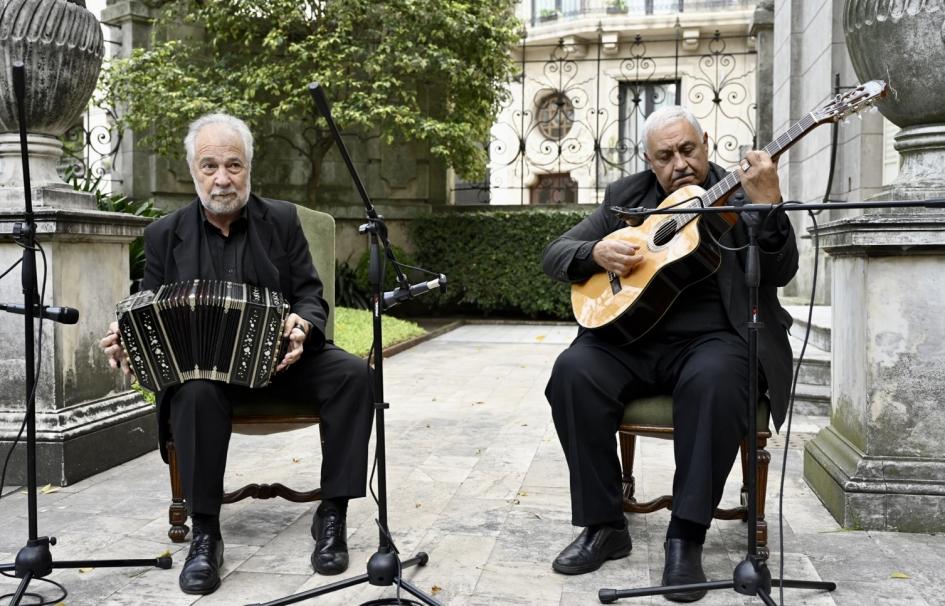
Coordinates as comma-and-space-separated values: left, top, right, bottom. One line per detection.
653, 220, 678, 247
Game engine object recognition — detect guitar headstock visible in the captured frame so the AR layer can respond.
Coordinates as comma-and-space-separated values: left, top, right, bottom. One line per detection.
812, 80, 888, 125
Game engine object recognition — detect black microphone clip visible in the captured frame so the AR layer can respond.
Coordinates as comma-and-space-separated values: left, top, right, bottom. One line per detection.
610, 205, 648, 227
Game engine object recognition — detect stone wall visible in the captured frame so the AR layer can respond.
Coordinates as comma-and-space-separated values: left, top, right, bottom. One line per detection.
771, 0, 885, 303
102, 1, 449, 269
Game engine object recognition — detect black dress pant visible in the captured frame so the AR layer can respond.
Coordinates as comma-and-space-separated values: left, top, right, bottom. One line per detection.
168, 343, 374, 516
546, 329, 758, 528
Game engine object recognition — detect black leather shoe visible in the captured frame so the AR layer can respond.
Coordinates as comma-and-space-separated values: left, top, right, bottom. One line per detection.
552, 524, 632, 575
311, 504, 349, 575
662, 538, 707, 602
179, 533, 224, 595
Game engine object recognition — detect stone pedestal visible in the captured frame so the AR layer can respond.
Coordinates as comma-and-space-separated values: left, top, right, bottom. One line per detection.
0, 200, 155, 485
805, 212, 945, 531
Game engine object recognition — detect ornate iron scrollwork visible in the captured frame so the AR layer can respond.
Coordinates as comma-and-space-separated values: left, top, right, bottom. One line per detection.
460, 27, 757, 205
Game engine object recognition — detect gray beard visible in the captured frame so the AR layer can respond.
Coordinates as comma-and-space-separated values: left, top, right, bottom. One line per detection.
200, 192, 248, 216
194, 175, 251, 216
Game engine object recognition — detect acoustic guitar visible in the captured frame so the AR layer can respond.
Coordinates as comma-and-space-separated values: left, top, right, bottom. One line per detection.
571, 80, 888, 343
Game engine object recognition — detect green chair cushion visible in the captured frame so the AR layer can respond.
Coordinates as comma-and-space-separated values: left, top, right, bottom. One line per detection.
296, 205, 336, 341
622, 395, 770, 433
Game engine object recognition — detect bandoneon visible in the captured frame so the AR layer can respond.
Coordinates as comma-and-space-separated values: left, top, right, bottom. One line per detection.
116, 280, 289, 392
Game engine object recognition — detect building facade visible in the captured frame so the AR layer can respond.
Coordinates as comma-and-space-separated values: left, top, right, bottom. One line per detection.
479, 0, 762, 206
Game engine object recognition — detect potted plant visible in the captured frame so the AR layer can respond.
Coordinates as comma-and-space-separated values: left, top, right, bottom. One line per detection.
539, 8, 560, 22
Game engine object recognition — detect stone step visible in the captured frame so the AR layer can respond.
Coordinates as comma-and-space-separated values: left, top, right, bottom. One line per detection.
789, 382, 831, 417
790, 335, 830, 387
783, 304, 832, 352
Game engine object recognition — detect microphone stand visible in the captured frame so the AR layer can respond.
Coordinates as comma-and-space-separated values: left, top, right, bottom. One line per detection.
247, 84, 445, 606
0, 63, 171, 605
598, 195, 945, 604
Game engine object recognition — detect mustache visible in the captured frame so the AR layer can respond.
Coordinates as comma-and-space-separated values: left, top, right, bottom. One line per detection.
210, 189, 237, 198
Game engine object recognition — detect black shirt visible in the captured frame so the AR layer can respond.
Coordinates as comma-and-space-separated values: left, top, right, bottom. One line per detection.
200, 204, 248, 283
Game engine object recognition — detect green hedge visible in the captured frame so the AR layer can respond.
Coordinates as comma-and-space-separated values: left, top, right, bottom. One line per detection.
409, 208, 592, 319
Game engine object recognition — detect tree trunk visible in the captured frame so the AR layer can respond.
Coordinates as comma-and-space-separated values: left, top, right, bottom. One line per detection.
305, 137, 336, 207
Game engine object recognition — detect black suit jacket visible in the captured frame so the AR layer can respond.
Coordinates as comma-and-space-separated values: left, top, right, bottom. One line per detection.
541, 164, 799, 429
142, 194, 330, 461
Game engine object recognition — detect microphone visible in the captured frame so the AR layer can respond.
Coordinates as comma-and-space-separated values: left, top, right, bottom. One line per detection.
0, 303, 80, 324
610, 205, 648, 227
382, 275, 447, 309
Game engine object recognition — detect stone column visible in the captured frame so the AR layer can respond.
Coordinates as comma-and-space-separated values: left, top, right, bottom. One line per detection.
749, 0, 773, 150
0, 210, 155, 485
0, 0, 157, 485
803, 0, 945, 531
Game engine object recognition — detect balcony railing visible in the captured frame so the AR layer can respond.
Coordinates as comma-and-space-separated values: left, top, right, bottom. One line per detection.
530, 0, 756, 26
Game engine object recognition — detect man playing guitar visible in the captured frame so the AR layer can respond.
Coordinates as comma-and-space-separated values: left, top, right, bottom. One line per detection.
542, 105, 798, 603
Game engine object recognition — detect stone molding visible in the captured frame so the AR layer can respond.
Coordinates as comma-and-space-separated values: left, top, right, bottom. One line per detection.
813, 213, 945, 256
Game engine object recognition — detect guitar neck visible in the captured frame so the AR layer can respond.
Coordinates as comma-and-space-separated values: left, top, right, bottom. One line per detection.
702, 112, 818, 207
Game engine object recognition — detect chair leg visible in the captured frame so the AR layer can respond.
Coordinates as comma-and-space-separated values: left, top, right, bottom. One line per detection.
756, 434, 770, 560
166, 439, 190, 543
619, 431, 637, 509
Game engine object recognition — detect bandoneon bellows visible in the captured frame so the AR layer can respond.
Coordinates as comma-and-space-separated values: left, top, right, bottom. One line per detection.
116, 280, 289, 392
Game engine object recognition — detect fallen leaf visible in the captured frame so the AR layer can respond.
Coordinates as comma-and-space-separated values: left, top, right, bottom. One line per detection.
415, 502, 423, 509
292, 457, 301, 463
535, 335, 546, 342
40, 484, 59, 494
79, 567, 94, 573
518, 490, 529, 497
159, 549, 171, 558
890, 571, 910, 579
431, 585, 442, 595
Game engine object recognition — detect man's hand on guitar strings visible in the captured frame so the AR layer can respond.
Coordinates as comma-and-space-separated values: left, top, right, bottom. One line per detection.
592, 240, 644, 276
736, 150, 782, 204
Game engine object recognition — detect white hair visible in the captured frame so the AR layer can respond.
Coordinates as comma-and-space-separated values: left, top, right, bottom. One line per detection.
641, 106, 704, 155
184, 113, 255, 167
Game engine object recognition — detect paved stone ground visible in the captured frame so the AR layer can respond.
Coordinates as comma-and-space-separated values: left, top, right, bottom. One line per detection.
1, 324, 942, 605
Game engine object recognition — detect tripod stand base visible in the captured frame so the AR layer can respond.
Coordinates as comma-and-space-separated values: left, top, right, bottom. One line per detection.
0, 537, 172, 606
247, 552, 441, 606
599, 573, 836, 603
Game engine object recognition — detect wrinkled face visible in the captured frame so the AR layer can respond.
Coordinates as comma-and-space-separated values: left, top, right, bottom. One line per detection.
644, 118, 710, 194
190, 123, 250, 216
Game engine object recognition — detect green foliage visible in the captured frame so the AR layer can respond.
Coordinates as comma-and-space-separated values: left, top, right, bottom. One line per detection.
335, 260, 370, 309
102, 0, 522, 201
352, 245, 418, 292
64, 167, 166, 284
333, 306, 426, 357
409, 208, 592, 319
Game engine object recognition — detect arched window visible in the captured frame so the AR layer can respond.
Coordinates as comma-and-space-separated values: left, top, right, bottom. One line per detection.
536, 92, 575, 141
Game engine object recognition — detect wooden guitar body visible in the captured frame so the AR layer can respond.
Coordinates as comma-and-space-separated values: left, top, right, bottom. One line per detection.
571, 185, 732, 344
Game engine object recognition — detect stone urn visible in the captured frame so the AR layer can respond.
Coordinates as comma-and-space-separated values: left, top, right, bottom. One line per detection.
843, 0, 945, 197
0, 0, 104, 193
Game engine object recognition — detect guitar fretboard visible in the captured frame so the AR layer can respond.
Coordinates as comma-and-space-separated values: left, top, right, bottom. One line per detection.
699, 112, 817, 209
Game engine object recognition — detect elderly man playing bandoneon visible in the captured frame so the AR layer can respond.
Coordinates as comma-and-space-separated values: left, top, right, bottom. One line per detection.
99, 113, 374, 595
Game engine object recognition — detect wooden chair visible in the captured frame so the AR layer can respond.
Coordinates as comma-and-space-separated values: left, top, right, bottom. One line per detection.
166, 206, 336, 542
618, 395, 772, 558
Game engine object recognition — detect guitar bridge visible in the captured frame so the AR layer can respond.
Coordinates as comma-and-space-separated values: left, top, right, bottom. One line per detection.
608, 271, 622, 295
